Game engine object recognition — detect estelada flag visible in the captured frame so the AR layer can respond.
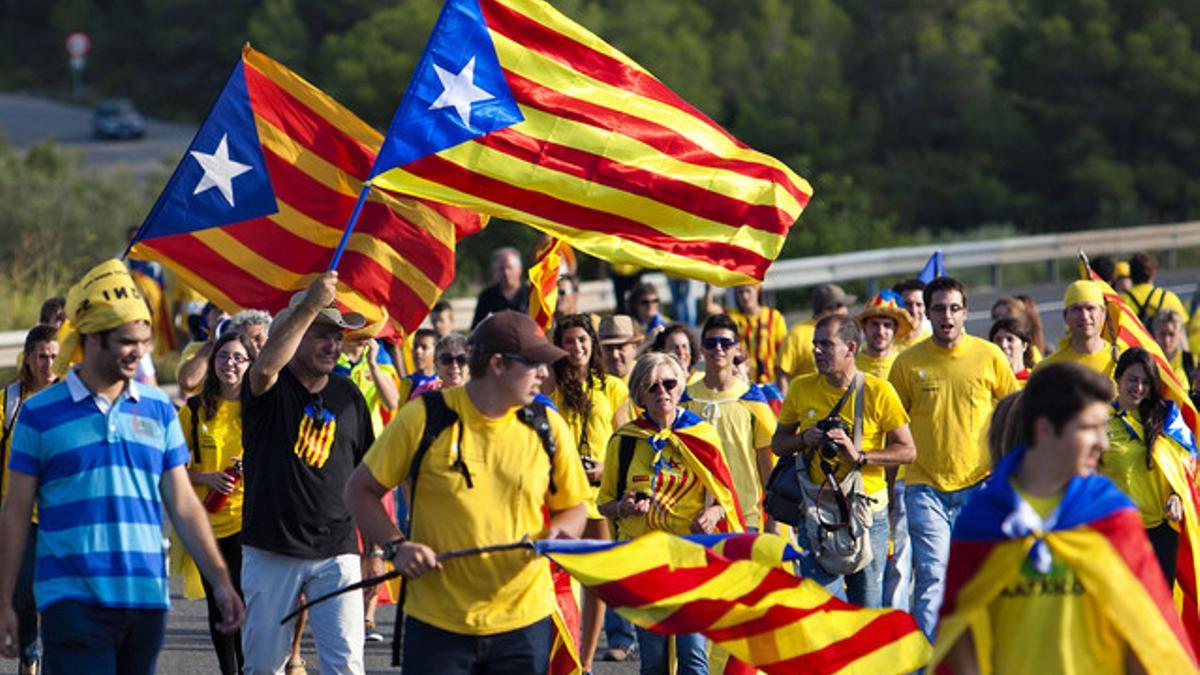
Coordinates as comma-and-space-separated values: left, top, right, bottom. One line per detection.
368, 0, 811, 287
128, 45, 485, 336
615, 410, 746, 532
536, 532, 931, 674
931, 446, 1198, 674
1080, 253, 1200, 648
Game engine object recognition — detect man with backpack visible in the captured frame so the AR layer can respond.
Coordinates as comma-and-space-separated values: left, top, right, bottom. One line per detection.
771, 314, 915, 608
344, 310, 589, 674
1123, 252, 1189, 327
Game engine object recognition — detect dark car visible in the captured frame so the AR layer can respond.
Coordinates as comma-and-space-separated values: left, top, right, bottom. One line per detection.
93, 98, 145, 139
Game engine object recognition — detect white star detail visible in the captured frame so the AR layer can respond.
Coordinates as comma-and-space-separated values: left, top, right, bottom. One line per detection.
190, 133, 252, 207
429, 57, 495, 127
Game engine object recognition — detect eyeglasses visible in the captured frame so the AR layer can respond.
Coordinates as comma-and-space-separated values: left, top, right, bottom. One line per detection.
438, 353, 468, 366
215, 352, 251, 365
646, 378, 678, 395
637, 298, 660, 306
929, 304, 965, 315
702, 336, 738, 352
502, 352, 539, 366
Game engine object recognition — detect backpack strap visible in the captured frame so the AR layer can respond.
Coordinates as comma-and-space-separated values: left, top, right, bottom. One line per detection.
851, 371, 865, 453
185, 396, 202, 464
516, 400, 558, 494
615, 434, 637, 502
0, 382, 22, 503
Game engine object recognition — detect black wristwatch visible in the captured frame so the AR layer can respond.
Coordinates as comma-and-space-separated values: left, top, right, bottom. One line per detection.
380, 537, 407, 560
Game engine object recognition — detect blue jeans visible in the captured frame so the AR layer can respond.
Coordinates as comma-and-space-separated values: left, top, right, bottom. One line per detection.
604, 607, 636, 649
667, 278, 694, 326
883, 480, 912, 611
40, 601, 166, 675
402, 616, 552, 675
905, 482, 980, 639
636, 627, 707, 675
797, 512, 890, 607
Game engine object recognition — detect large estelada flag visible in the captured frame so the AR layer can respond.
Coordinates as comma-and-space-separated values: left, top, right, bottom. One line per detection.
367, 0, 811, 287
128, 45, 485, 337
1078, 254, 1200, 650
536, 532, 931, 674
931, 446, 1198, 674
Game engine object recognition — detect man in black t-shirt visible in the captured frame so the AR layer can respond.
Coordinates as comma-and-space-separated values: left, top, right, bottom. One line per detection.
240, 272, 374, 675
470, 247, 528, 328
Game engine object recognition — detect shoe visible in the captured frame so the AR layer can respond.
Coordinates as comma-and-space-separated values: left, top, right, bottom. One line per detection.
601, 644, 636, 661
365, 620, 385, 643
285, 657, 307, 675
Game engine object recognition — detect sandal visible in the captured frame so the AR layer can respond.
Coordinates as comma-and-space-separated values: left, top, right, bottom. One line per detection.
285, 657, 307, 675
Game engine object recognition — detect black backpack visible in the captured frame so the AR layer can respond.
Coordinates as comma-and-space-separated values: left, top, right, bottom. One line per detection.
1123, 286, 1167, 327
391, 389, 557, 665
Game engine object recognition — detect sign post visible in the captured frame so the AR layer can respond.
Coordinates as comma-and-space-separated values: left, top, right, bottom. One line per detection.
65, 32, 90, 101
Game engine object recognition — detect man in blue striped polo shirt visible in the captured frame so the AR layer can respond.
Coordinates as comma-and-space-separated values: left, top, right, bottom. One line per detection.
0, 260, 244, 674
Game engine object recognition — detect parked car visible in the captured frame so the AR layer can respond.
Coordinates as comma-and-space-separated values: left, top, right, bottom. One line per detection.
93, 98, 145, 139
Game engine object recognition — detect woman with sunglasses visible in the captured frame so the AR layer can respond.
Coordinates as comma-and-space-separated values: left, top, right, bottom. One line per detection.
1101, 347, 1194, 584
599, 352, 743, 675
410, 333, 470, 399
178, 331, 257, 675
546, 314, 629, 671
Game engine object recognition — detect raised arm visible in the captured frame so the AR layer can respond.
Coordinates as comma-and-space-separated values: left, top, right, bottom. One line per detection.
248, 272, 337, 396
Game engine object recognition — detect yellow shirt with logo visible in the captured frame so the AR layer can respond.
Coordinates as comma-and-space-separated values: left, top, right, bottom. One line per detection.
1035, 341, 1120, 380
550, 375, 619, 518
779, 318, 817, 379
889, 335, 1019, 492
988, 484, 1127, 675
778, 372, 909, 510
1101, 412, 1171, 528
728, 307, 788, 384
362, 385, 589, 635
856, 351, 898, 380
178, 400, 245, 539
599, 433, 709, 540
683, 379, 776, 529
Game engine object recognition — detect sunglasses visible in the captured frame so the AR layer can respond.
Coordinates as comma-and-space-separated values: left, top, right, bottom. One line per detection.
701, 336, 738, 351
646, 378, 678, 395
503, 352, 539, 366
637, 298, 660, 306
437, 353, 468, 366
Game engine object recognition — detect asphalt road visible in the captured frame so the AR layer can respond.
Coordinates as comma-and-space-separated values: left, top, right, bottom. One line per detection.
0, 92, 194, 177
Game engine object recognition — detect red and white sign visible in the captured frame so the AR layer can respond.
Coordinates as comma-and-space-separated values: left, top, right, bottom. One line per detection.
65, 32, 91, 59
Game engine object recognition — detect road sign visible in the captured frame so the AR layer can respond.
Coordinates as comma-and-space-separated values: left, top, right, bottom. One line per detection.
65, 32, 91, 59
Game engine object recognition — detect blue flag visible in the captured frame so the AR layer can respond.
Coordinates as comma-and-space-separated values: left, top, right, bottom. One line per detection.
917, 250, 945, 284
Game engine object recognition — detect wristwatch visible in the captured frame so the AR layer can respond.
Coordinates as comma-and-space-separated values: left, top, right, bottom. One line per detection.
380, 537, 407, 560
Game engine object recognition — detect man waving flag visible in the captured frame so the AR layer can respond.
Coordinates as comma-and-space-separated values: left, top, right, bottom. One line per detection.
369, 0, 812, 287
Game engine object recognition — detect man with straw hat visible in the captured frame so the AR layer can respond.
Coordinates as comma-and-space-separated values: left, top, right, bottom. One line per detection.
240, 271, 375, 674
856, 291, 916, 380
0, 259, 244, 673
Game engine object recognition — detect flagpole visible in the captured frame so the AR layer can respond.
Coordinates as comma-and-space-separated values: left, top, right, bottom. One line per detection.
328, 181, 372, 271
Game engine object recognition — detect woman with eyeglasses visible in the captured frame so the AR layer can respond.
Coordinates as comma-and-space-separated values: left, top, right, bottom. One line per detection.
627, 281, 669, 339
178, 331, 257, 675
1101, 348, 1193, 584
599, 352, 743, 675
545, 314, 629, 672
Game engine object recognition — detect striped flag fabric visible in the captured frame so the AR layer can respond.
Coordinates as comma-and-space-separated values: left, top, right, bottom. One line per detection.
368, 0, 812, 287
128, 45, 485, 337
536, 532, 931, 674
1079, 253, 1200, 650
528, 237, 567, 331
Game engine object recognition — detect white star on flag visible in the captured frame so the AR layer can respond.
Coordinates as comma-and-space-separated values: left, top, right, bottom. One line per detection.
429, 57, 494, 127
190, 133, 252, 207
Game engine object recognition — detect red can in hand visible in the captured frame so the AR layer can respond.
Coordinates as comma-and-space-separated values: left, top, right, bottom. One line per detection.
203, 459, 242, 514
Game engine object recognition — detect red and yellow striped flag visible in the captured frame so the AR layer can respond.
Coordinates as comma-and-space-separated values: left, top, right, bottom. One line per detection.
369, 0, 811, 287
529, 237, 567, 331
129, 45, 485, 337
536, 533, 931, 674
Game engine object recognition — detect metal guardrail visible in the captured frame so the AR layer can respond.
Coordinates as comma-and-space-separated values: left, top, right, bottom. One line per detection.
5, 221, 1199, 355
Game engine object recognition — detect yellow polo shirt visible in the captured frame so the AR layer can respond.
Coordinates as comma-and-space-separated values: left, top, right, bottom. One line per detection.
363, 386, 589, 635
778, 372, 909, 510
889, 335, 1019, 491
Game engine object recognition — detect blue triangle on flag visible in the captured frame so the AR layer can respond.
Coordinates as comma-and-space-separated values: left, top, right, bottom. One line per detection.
918, 250, 945, 284
135, 60, 278, 242
372, 0, 524, 175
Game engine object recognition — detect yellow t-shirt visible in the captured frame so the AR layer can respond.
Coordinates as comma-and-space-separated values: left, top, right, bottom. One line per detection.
683, 379, 777, 529
778, 372, 909, 509
362, 386, 589, 635
889, 335, 1020, 491
178, 400, 245, 539
728, 307, 788, 384
1123, 283, 1189, 324
779, 319, 816, 379
549, 375, 618, 518
855, 351, 898, 380
1035, 341, 1120, 379
988, 485, 1127, 675
597, 375, 630, 426
893, 328, 929, 352
598, 433, 709, 540
1101, 413, 1171, 528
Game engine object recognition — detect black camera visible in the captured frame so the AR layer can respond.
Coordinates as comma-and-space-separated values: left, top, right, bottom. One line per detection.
814, 417, 851, 460
581, 456, 601, 486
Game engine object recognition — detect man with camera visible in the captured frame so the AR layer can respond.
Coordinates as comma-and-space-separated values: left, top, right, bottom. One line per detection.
771, 315, 915, 607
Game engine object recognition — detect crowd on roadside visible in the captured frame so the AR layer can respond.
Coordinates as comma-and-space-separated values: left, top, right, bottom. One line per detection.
1, 244, 1198, 674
